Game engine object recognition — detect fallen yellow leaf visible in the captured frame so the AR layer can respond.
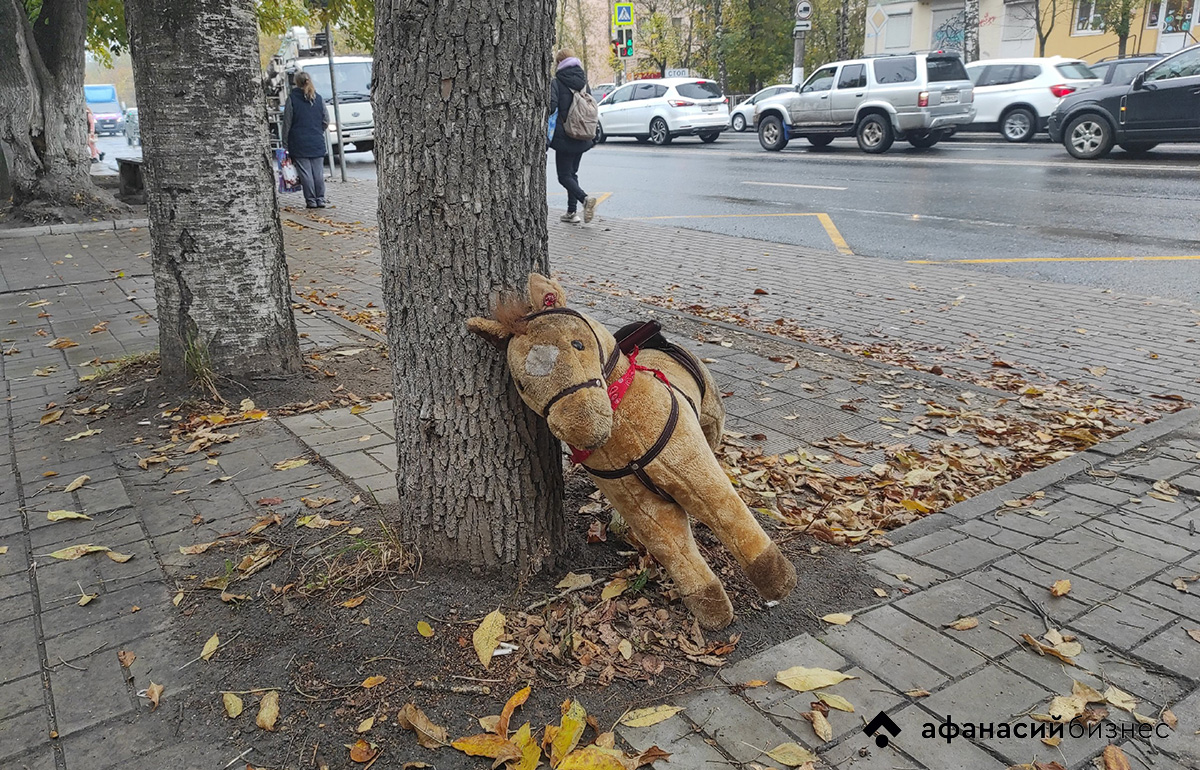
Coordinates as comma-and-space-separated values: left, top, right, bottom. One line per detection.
222, 692, 244, 718
64, 474, 89, 492
362, 675, 386, 689
776, 666, 857, 693
945, 617, 979, 631
821, 613, 853, 625
814, 691, 854, 712
550, 700, 588, 768
200, 633, 220, 661
273, 457, 309, 471
256, 690, 280, 731
619, 705, 685, 728
766, 742, 818, 767
47, 510, 91, 521
356, 716, 375, 733
146, 681, 164, 710
47, 544, 109, 560
473, 608, 506, 669
417, 620, 434, 638
106, 551, 134, 563
1050, 579, 1072, 597
600, 577, 628, 601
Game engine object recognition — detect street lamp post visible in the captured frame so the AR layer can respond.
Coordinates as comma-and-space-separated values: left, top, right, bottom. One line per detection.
323, 21, 347, 183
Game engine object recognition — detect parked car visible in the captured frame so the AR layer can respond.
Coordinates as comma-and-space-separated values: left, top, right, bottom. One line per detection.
1048, 44, 1200, 159
595, 78, 728, 145
729, 85, 794, 132
1087, 55, 1164, 86
593, 83, 616, 102
753, 52, 975, 153
963, 57, 1100, 142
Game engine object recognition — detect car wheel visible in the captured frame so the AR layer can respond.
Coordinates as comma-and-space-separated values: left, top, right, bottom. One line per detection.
907, 132, 940, 149
595, 124, 606, 144
1119, 142, 1157, 155
699, 132, 720, 143
1000, 107, 1036, 142
1064, 114, 1113, 160
856, 114, 894, 153
649, 118, 672, 145
807, 136, 834, 148
757, 115, 789, 151
732, 113, 746, 132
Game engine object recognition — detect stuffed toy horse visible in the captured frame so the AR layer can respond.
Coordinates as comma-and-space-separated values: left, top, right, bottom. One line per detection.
467, 274, 796, 630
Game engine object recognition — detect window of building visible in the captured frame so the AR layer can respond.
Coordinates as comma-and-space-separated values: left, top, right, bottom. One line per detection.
884, 12, 912, 48
1073, 0, 1103, 33
1160, 0, 1196, 33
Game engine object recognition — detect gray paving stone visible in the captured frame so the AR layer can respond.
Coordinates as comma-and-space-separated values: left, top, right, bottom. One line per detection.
892, 579, 1003, 629
913, 536, 1010, 576
617, 718, 730, 767
820, 624, 950, 694
1074, 546, 1173, 591
890, 529, 967, 559
1121, 457, 1196, 481
890, 713, 1008, 770
862, 550, 949, 589
951, 519, 1038, 551
1131, 574, 1200, 624
0, 616, 41, 681
0, 675, 45, 722
51, 649, 135, 737
0, 708, 51, 764
989, 505, 1095, 540
1155, 685, 1200, 766
1023, 531, 1119, 572
857, 606, 985, 677
718, 632, 847, 710
1172, 473, 1200, 494
779, 666, 904, 742
1132, 620, 1200, 680
920, 665, 1051, 737
675, 686, 793, 764
324, 449, 388, 480
985, 553, 1114, 608
1060, 483, 1135, 507
1069, 593, 1178, 650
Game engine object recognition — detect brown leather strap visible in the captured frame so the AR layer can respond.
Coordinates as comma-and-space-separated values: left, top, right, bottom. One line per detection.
586, 389, 680, 504
542, 377, 604, 417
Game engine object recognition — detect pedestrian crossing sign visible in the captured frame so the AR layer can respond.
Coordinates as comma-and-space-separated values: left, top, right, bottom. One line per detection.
614, 3, 634, 26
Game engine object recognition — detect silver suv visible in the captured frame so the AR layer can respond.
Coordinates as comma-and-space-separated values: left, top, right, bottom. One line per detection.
754, 53, 976, 153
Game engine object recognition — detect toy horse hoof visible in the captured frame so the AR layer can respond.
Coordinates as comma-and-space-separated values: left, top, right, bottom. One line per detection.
746, 544, 797, 601
683, 579, 735, 630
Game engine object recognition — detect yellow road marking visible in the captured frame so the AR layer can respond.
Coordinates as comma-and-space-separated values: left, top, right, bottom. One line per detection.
909, 255, 1200, 264
816, 213, 853, 256
627, 212, 853, 255
594, 192, 612, 206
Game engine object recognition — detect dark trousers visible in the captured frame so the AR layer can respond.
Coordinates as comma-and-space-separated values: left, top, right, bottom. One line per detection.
294, 155, 326, 206
554, 150, 587, 212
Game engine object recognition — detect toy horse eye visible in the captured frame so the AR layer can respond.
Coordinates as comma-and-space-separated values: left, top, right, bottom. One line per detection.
571, 340, 585, 351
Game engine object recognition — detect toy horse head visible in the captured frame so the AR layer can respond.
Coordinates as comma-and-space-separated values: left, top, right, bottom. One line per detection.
467, 274, 620, 451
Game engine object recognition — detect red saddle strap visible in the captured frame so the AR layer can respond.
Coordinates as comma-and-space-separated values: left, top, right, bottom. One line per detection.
569, 347, 670, 465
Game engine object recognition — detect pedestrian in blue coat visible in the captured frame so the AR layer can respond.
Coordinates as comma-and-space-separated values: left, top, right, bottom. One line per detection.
282, 71, 330, 208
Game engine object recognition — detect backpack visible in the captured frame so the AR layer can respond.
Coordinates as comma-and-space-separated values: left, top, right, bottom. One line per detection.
563, 88, 599, 140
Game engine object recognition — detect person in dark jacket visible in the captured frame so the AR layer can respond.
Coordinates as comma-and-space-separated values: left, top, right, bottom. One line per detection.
550, 49, 597, 224
282, 71, 330, 208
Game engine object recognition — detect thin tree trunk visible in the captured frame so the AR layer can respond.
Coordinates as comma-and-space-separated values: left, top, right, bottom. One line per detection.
125, 0, 301, 387
574, 0, 590, 74
0, 0, 125, 222
713, 0, 727, 93
838, 0, 851, 59
375, 1, 565, 573
963, 0, 980, 61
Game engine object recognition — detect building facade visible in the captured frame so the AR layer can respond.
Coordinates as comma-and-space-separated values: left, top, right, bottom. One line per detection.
863, 0, 1196, 64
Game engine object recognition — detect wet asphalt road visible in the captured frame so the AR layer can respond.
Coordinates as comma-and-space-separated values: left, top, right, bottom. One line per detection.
98, 129, 1200, 302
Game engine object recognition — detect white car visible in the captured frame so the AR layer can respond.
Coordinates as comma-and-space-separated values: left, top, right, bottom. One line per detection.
595, 78, 729, 145
964, 57, 1100, 142
729, 85, 794, 132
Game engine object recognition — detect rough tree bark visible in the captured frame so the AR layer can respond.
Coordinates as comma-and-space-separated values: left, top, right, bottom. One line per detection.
0, 0, 125, 221
375, 0, 565, 573
124, 0, 301, 386
962, 0, 980, 61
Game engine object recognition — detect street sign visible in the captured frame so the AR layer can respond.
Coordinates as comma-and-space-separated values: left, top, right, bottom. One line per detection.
796, 0, 813, 19
665, 68, 689, 77
613, 2, 634, 26
794, 20, 812, 30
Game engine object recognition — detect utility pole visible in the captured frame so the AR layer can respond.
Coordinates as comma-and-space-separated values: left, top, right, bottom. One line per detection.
792, 0, 813, 85
323, 21, 346, 182
713, 0, 728, 93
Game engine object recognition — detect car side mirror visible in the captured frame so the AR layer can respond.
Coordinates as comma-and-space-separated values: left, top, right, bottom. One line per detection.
1132, 72, 1145, 90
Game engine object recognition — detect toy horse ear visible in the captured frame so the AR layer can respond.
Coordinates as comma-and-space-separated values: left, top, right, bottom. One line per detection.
466, 317, 511, 349
528, 273, 567, 310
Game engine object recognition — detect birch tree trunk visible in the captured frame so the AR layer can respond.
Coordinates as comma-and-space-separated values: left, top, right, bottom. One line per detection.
962, 0, 980, 62
375, 0, 565, 573
124, 0, 301, 386
0, 0, 125, 221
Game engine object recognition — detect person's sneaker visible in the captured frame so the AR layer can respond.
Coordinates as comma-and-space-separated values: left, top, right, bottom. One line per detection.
561, 211, 582, 224
316, 202, 327, 208
583, 196, 598, 223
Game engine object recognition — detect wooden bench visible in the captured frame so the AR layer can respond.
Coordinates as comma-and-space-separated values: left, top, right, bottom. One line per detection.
116, 157, 145, 200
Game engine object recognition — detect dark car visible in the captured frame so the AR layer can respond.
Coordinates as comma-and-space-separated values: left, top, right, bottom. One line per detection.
1048, 44, 1200, 159
1087, 55, 1163, 86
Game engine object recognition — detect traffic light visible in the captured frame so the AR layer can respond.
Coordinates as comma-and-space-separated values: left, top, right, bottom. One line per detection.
611, 39, 620, 59
617, 28, 634, 58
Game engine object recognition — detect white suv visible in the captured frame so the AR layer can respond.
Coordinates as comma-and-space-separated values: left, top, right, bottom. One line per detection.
964, 57, 1100, 142
595, 78, 729, 145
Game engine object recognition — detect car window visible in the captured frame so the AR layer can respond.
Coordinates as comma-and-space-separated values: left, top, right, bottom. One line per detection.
838, 64, 867, 89
978, 64, 1018, 86
675, 82, 723, 99
802, 66, 838, 92
1056, 62, 1096, 79
608, 85, 635, 103
633, 83, 658, 100
1111, 61, 1149, 85
1019, 64, 1042, 81
654, 85, 668, 98
874, 56, 917, 84
926, 56, 969, 82
966, 65, 983, 84
1144, 47, 1200, 81
1088, 64, 1109, 81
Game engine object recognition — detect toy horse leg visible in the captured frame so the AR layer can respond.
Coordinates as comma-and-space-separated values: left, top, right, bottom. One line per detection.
597, 480, 735, 630
672, 466, 798, 602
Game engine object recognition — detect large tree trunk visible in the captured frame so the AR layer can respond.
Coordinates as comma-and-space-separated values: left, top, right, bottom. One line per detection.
375, 0, 565, 573
124, 0, 300, 386
0, 0, 125, 221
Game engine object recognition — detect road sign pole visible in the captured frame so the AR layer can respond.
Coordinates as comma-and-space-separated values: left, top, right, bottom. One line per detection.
792, 30, 806, 85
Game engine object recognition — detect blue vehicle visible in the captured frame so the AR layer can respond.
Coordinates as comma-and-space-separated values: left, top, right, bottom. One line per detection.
85, 84, 125, 136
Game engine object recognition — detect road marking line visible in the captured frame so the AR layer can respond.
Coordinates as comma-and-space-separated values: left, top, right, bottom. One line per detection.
627, 212, 853, 255
594, 192, 613, 206
908, 255, 1200, 264
743, 181, 848, 191
816, 213, 853, 255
